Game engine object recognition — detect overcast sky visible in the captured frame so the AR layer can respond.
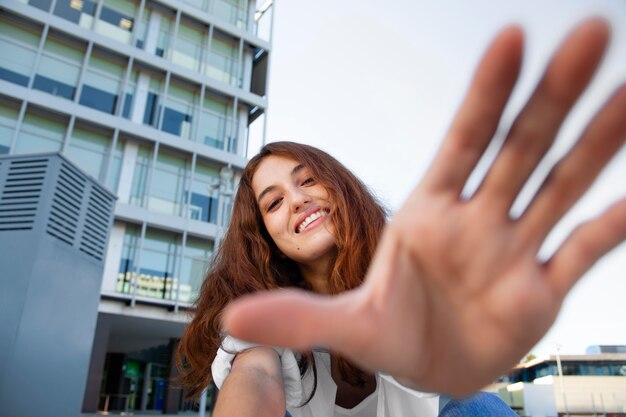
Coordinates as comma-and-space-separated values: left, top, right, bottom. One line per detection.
252, 0, 626, 357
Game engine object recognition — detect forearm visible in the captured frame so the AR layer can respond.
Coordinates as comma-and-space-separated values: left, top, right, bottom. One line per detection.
212, 348, 286, 417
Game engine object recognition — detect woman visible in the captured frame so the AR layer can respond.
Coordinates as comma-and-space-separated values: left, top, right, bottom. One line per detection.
178, 17, 626, 417
177, 141, 515, 416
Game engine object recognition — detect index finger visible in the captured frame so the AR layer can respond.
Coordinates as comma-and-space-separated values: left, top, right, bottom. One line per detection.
422, 25, 523, 194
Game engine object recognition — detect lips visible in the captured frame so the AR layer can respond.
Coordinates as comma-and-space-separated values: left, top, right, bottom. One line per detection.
295, 208, 330, 233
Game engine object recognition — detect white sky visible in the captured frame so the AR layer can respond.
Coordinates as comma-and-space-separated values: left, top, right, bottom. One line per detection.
252, 0, 626, 358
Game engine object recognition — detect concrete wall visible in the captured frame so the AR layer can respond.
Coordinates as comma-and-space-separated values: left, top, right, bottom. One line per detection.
552, 376, 626, 414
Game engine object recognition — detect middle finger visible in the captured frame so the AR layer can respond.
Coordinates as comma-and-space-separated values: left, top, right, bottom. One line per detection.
475, 18, 609, 212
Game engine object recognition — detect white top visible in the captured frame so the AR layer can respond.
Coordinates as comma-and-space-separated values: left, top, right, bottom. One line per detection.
212, 336, 439, 417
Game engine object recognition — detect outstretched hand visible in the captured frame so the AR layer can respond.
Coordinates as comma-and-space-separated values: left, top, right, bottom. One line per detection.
223, 19, 626, 396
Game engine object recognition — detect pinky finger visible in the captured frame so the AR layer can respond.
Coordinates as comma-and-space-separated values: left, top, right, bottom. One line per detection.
546, 199, 626, 298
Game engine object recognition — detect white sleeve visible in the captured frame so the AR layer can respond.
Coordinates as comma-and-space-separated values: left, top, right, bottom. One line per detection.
211, 335, 304, 407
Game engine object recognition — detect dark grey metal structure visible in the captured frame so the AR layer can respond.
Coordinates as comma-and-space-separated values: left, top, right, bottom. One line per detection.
0, 153, 116, 417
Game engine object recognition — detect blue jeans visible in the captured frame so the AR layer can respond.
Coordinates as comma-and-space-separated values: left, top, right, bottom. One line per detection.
285, 392, 516, 416
439, 392, 517, 416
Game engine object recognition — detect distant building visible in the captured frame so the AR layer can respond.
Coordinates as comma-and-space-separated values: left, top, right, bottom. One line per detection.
0, 0, 273, 413
487, 349, 626, 417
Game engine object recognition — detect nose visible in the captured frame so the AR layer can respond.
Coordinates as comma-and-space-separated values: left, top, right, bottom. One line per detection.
289, 187, 311, 212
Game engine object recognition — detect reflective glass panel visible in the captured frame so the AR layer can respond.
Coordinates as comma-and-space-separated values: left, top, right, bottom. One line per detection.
28, 0, 53, 12
197, 94, 229, 149
188, 160, 219, 223
171, 19, 205, 72
14, 109, 67, 154
213, 0, 247, 28
65, 123, 111, 181
155, 12, 174, 58
143, 74, 165, 128
33, 33, 84, 100
181, 0, 207, 12
205, 33, 238, 85
0, 15, 41, 87
107, 139, 124, 193
148, 150, 189, 216
138, 229, 179, 301
95, 0, 136, 44
130, 144, 152, 207
0, 98, 20, 154
179, 236, 212, 303
79, 49, 126, 114
161, 80, 197, 139
53, 0, 97, 29
117, 224, 140, 294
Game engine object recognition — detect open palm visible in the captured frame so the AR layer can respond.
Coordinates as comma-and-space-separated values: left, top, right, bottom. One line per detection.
224, 19, 626, 396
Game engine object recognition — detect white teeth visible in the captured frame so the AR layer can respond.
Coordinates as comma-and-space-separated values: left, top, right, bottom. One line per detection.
297, 210, 328, 233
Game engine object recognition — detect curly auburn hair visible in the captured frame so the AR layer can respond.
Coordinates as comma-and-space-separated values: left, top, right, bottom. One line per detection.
177, 141, 387, 400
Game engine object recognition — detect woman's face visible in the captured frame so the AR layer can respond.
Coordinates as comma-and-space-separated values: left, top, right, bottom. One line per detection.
251, 155, 336, 268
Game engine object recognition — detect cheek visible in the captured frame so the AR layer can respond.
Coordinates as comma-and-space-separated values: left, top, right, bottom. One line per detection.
264, 217, 284, 240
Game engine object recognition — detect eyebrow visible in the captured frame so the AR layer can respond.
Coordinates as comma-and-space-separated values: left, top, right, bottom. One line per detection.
256, 163, 305, 203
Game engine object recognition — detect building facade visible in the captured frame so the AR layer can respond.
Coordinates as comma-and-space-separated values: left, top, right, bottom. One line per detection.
487, 350, 626, 416
0, 0, 273, 412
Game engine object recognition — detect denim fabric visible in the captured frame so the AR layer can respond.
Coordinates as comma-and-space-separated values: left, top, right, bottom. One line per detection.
285, 392, 515, 416
439, 392, 517, 416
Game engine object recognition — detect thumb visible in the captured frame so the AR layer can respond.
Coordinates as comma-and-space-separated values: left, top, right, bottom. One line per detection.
222, 289, 370, 352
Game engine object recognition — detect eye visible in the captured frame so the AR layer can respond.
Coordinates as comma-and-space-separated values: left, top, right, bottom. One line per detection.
301, 177, 315, 186
267, 197, 283, 212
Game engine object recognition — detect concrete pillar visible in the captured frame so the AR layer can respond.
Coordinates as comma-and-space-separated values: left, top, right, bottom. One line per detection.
82, 314, 112, 412
162, 339, 180, 414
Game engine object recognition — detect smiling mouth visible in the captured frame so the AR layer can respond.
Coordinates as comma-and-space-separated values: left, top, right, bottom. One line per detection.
296, 209, 329, 233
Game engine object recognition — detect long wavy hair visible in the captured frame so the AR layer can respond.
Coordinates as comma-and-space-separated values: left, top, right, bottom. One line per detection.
177, 141, 387, 400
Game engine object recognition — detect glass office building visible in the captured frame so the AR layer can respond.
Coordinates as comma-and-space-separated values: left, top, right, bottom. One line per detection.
0, 0, 272, 412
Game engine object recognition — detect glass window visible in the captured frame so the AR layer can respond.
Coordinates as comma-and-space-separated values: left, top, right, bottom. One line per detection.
14, 108, 67, 154
148, 150, 189, 216
27, 0, 53, 12
171, 19, 205, 72
130, 144, 152, 207
561, 363, 580, 376
161, 79, 198, 139
143, 72, 165, 128
107, 139, 124, 193
65, 123, 111, 181
213, 0, 247, 29
188, 160, 219, 223
121, 66, 144, 120
95, 0, 136, 44
205, 32, 238, 85
137, 229, 179, 301
79, 49, 127, 114
180, 0, 208, 12
0, 14, 41, 87
179, 236, 212, 303
133, 11, 149, 50
155, 12, 174, 58
0, 98, 21, 154
117, 223, 140, 295
33, 33, 85, 100
53, 0, 97, 29
196, 94, 231, 150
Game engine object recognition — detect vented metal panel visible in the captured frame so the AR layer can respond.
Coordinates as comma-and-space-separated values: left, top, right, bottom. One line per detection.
0, 158, 48, 232
79, 186, 114, 261
46, 162, 86, 246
